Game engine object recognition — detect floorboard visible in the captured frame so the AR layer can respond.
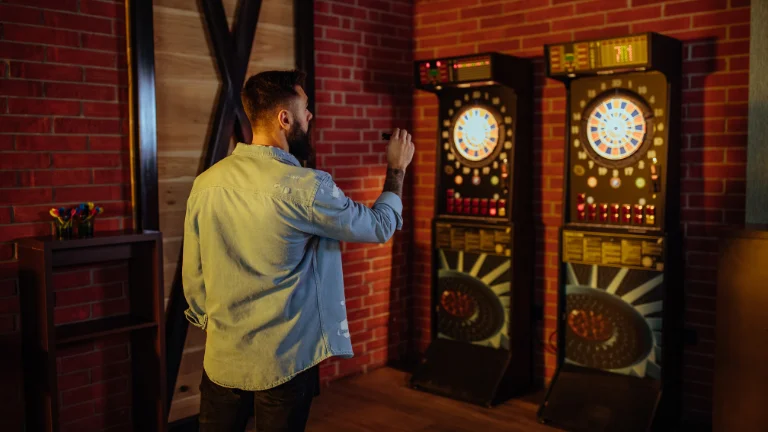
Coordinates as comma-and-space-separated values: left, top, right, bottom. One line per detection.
246, 367, 560, 431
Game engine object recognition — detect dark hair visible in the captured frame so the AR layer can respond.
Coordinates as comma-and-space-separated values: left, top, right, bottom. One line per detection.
241, 70, 306, 128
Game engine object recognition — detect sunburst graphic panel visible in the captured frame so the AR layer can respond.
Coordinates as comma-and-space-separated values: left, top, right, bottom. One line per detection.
564, 262, 663, 380
437, 249, 511, 350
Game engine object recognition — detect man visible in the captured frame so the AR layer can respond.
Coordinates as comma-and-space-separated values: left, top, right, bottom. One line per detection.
182, 69, 414, 431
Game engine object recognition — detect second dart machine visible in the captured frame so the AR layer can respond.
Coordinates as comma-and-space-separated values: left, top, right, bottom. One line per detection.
537, 33, 684, 431
409, 53, 534, 407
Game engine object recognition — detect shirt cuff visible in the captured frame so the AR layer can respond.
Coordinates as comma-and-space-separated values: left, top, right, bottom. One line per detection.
185, 308, 208, 330
374, 191, 403, 229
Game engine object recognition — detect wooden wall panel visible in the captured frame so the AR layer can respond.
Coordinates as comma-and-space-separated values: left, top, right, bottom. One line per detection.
152, 0, 295, 422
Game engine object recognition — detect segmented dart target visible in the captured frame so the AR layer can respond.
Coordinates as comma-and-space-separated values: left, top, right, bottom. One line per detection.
452, 106, 499, 164
564, 263, 663, 379
437, 250, 512, 350
580, 89, 654, 168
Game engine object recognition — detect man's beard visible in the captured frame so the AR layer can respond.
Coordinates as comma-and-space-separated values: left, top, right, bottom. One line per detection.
286, 123, 313, 163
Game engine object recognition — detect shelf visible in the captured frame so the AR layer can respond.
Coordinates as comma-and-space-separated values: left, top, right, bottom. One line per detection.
56, 315, 158, 345
17, 229, 161, 252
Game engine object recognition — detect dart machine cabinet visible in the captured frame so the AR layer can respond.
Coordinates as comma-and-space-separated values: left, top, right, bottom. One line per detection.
537, 33, 684, 431
408, 53, 535, 407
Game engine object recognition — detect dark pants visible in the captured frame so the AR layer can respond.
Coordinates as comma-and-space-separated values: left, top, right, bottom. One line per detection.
198, 366, 318, 432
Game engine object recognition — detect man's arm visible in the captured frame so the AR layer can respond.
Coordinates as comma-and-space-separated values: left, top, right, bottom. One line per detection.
309, 128, 414, 244
383, 167, 405, 199
181, 196, 208, 330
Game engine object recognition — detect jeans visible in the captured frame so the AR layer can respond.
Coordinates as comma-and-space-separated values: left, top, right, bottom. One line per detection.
198, 365, 319, 432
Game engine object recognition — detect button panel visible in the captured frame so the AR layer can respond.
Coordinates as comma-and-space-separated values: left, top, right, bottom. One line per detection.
571, 195, 657, 226
444, 189, 508, 218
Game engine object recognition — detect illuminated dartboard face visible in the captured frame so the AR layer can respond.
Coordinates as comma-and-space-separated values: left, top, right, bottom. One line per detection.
452, 107, 499, 163
587, 97, 646, 161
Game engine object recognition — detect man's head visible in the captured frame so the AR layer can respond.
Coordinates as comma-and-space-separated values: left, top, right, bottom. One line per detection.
241, 70, 314, 161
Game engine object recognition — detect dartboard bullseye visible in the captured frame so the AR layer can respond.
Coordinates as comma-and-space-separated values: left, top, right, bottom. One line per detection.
587, 97, 646, 161
452, 106, 500, 164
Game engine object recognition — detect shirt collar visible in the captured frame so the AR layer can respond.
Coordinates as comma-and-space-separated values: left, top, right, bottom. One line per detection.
232, 143, 301, 167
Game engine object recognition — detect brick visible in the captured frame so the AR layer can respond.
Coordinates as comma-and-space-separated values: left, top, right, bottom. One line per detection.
665, 0, 727, 16
525, 5, 573, 22
0, 152, 51, 170
729, 24, 750, 39
314, 13, 340, 27
633, 17, 690, 33
10, 62, 82, 82
462, 3, 502, 19
59, 402, 96, 424
325, 29, 362, 44
730, 56, 749, 71
505, 22, 550, 38
0, 206, 12, 223
4, 23, 80, 48
82, 34, 123, 52
316, 53, 355, 67
693, 9, 750, 28
16, 136, 88, 152
727, 88, 748, 103
81, 0, 125, 19
90, 136, 127, 151
43, 11, 112, 34
459, 29, 507, 44
576, 0, 629, 15
523, 32, 572, 50
0, 4, 44, 25
93, 169, 130, 184
83, 102, 126, 118
0, 222, 51, 242
53, 269, 92, 291
55, 185, 124, 203
85, 68, 124, 86
0, 187, 53, 205
56, 284, 123, 307
0, 42, 45, 62
48, 47, 116, 68
552, 13, 604, 32
572, 23, 631, 40
419, 10, 458, 26
91, 361, 131, 382
607, 6, 661, 23
414, 0, 463, 15
53, 118, 121, 134
58, 371, 91, 391
8, 98, 81, 116
0, 79, 43, 97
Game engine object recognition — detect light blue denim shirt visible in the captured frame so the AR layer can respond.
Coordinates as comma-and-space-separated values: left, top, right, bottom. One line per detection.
182, 143, 403, 390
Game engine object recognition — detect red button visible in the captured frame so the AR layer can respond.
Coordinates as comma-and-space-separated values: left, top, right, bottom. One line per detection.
611, 204, 620, 214
577, 193, 586, 204
600, 213, 608, 222
490, 208, 497, 216
472, 198, 480, 207
623, 214, 631, 223
446, 189, 454, 197
578, 212, 586, 221
621, 205, 631, 216
646, 205, 656, 215
577, 203, 585, 212
634, 214, 643, 224
490, 199, 498, 209
480, 207, 488, 215
589, 203, 597, 212
480, 199, 489, 208
499, 199, 506, 210
588, 212, 597, 221
464, 198, 471, 207
611, 214, 619, 223
464, 206, 471, 214
472, 208, 479, 215
600, 204, 608, 213
634, 205, 643, 215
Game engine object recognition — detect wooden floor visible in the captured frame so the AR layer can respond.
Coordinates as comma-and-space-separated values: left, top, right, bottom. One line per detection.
257, 367, 560, 432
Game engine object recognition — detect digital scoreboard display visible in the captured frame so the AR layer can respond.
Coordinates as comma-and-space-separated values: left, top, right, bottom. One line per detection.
418, 56, 492, 86
547, 34, 649, 76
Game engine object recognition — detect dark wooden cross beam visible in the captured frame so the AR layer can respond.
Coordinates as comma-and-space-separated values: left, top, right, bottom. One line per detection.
164, 0, 262, 415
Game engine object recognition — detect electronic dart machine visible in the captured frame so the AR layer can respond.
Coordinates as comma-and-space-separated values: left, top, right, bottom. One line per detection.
408, 53, 535, 407
537, 33, 684, 431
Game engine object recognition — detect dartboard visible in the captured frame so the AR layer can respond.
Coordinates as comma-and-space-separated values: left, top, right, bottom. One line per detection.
452, 106, 499, 163
586, 96, 647, 162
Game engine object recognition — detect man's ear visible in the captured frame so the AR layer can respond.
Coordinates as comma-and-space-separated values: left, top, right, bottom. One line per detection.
277, 109, 292, 131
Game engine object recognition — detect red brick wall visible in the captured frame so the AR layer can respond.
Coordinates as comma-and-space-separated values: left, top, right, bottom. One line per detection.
412, 0, 750, 424
0, 0, 133, 430
313, 0, 414, 385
